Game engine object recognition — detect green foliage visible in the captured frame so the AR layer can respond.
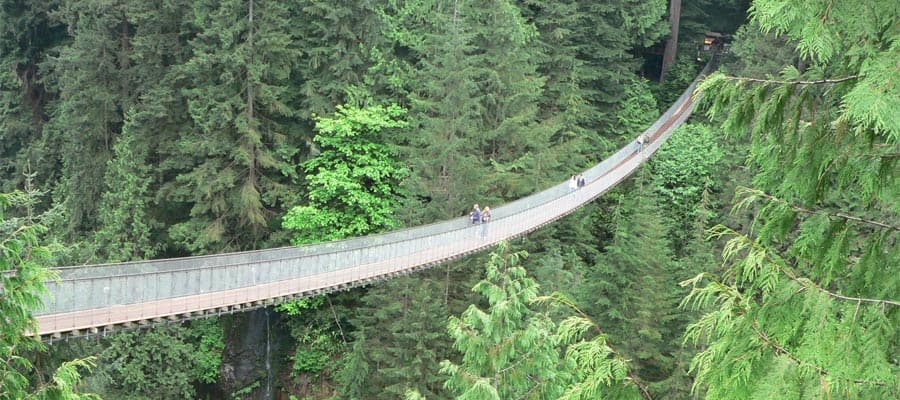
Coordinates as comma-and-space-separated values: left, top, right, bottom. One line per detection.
441, 242, 570, 399
578, 0, 669, 132
653, 53, 702, 108
576, 182, 692, 398
723, 19, 799, 78
0, 190, 98, 400
283, 104, 409, 244
92, 111, 160, 262
0, 1, 66, 194
537, 293, 641, 400
290, 329, 339, 376
0, 1, 760, 398
275, 295, 339, 376
336, 274, 452, 399
334, 336, 370, 400
275, 295, 325, 316
167, 0, 303, 252
192, 318, 226, 384
688, 1, 900, 397
652, 123, 723, 249
99, 321, 224, 399
231, 380, 261, 400
291, 0, 394, 116
612, 79, 659, 138
41, 0, 133, 235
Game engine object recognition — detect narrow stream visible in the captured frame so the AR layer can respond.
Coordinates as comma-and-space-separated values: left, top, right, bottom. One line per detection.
264, 308, 272, 400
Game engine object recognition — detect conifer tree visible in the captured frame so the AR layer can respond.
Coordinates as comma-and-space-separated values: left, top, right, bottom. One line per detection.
519, 0, 589, 147
43, 0, 136, 235
651, 123, 723, 251
291, 0, 392, 117
441, 243, 569, 400
0, 191, 98, 399
0, 0, 66, 193
91, 111, 158, 263
612, 79, 659, 138
466, 0, 556, 198
339, 275, 450, 399
170, 0, 302, 252
685, 1, 900, 397
401, 0, 486, 220
579, 181, 688, 398
576, 0, 668, 135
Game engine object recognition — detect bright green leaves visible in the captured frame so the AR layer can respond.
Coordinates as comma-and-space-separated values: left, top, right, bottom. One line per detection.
442, 243, 651, 399
283, 104, 408, 245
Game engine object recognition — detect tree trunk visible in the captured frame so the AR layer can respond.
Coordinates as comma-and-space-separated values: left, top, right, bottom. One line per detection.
659, 0, 681, 83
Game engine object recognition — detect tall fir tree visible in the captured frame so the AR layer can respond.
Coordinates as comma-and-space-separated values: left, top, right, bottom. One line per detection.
169, 0, 303, 252
466, 0, 554, 198
43, 0, 136, 235
338, 275, 451, 399
578, 179, 689, 398
575, 0, 668, 136
91, 111, 158, 262
116, 0, 197, 250
291, 0, 392, 117
0, 0, 66, 193
402, 0, 486, 220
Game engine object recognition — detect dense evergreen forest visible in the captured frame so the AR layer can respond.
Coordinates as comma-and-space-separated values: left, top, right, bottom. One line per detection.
1, 0, 897, 399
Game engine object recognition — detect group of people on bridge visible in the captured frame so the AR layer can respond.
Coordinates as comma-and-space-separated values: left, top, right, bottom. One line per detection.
470, 204, 492, 239
568, 173, 586, 192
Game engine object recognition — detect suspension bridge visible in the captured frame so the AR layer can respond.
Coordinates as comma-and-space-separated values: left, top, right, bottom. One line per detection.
33, 63, 713, 341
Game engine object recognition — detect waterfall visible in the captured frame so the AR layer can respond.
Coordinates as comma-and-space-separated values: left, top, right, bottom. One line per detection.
264, 308, 273, 400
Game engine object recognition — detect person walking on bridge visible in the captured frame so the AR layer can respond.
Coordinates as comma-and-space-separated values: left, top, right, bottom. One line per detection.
470, 204, 482, 225
637, 133, 650, 155
470, 204, 482, 238
568, 175, 578, 192
480, 206, 492, 239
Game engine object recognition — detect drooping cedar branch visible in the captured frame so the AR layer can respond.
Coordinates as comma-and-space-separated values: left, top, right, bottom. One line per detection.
712, 226, 900, 307
750, 321, 889, 388
747, 188, 899, 231
723, 74, 861, 85
539, 293, 654, 400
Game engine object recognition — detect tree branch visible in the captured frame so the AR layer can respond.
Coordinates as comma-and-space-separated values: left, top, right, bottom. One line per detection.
751, 322, 889, 387
540, 294, 653, 400
750, 189, 899, 231
722, 227, 900, 307
724, 75, 861, 85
